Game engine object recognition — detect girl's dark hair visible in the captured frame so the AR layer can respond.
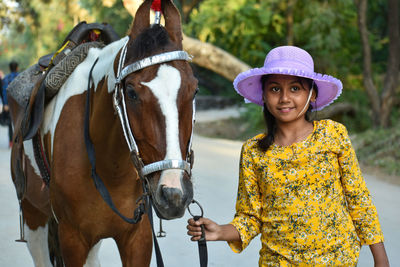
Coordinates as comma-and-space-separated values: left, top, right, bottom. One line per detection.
257, 75, 318, 152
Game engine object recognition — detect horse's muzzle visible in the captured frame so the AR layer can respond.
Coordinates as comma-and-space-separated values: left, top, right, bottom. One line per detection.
152, 171, 193, 220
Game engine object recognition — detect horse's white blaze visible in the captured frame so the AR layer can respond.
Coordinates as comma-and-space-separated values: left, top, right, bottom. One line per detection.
25, 223, 52, 267
84, 241, 102, 267
42, 37, 128, 155
142, 64, 184, 190
23, 140, 41, 177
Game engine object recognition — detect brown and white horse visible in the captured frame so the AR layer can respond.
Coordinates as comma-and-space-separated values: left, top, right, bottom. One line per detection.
8, 0, 198, 266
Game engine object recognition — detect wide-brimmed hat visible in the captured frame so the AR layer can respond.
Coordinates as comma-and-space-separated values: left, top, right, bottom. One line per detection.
233, 46, 343, 111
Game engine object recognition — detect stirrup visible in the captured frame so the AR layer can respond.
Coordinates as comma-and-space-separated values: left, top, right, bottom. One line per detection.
15, 200, 27, 243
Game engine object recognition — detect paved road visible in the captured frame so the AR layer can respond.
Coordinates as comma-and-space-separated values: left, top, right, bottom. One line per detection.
0, 125, 399, 266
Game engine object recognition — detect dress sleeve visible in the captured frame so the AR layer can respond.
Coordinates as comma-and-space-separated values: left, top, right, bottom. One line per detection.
336, 123, 384, 245
228, 143, 262, 253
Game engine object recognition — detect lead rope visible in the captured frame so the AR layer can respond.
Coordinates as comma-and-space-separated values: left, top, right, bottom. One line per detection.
188, 200, 208, 267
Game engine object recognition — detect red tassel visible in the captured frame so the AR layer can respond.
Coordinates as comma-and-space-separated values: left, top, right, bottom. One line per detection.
151, 0, 162, 12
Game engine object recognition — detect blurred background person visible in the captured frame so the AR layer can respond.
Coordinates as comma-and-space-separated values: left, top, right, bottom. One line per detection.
1, 61, 19, 148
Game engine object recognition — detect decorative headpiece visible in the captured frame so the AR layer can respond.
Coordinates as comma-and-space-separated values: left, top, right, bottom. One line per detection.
151, 0, 162, 24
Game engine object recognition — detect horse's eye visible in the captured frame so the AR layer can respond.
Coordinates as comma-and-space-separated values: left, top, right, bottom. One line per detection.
126, 85, 138, 100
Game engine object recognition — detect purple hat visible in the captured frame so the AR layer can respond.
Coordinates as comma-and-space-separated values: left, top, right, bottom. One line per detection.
233, 46, 343, 111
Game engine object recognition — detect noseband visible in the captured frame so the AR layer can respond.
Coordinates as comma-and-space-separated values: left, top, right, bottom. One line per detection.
113, 39, 195, 178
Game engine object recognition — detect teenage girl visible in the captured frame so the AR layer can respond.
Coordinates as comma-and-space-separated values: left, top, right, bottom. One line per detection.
187, 46, 389, 266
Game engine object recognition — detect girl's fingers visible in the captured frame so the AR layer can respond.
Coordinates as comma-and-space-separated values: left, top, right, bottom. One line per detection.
186, 224, 200, 231
187, 226, 202, 235
191, 236, 201, 241
187, 229, 202, 237
187, 218, 202, 225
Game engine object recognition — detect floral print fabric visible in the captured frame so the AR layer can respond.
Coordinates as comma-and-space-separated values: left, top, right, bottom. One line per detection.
229, 119, 384, 266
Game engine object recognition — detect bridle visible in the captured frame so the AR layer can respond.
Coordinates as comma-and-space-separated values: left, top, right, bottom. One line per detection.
84, 37, 206, 267
113, 39, 195, 178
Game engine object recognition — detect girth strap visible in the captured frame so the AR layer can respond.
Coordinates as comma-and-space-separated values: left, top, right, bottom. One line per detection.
32, 131, 51, 186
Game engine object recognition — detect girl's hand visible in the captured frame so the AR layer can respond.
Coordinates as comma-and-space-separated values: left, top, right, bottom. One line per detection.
187, 217, 220, 241
187, 218, 241, 242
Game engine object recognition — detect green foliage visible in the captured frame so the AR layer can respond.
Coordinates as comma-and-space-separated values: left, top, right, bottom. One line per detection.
0, 22, 36, 70
185, 0, 285, 66
187, 0, 398, 132
240, 103, 264, 133
352, 122, 400, 176
340, 86, 372, 133
0, 0, 132, 71
79, 0, 132, 36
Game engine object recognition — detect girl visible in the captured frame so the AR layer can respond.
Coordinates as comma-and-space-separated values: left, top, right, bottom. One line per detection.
187, 46, 389, 266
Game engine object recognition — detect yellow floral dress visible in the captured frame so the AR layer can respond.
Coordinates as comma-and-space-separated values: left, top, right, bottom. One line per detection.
229, 119, 384, 266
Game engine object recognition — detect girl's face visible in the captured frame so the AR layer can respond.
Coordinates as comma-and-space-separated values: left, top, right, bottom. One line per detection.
263, 74, 315, 123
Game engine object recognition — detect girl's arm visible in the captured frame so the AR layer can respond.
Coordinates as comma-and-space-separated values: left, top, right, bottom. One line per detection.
187, 217, 240, 242
369, 242, 390, 267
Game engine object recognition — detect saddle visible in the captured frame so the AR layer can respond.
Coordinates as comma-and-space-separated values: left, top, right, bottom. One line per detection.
10, 21, 119, 200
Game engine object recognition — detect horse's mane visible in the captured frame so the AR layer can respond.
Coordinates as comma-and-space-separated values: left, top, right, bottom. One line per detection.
126, 24, 171, 63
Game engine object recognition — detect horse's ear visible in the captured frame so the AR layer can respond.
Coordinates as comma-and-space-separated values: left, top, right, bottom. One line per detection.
129, 0, 152, 38
162, 0, 183, 49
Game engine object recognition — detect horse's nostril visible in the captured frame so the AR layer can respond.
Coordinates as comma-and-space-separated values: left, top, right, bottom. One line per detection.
161, 187, 183, 206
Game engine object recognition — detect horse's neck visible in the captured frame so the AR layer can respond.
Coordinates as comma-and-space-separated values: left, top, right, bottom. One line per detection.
90, 86, 132, 173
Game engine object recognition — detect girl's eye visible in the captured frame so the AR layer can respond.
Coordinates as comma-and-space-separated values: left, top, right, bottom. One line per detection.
291, 86, 300, 92
270, 86, 280, 92
126, 85, 138, 100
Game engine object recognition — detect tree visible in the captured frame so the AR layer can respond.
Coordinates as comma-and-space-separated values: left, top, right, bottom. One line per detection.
1, 0, 97, 67
122, 0, 250, 82
355, 0, 399, 127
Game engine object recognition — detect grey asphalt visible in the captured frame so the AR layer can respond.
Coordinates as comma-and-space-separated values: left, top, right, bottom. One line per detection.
0, 117, 399, 266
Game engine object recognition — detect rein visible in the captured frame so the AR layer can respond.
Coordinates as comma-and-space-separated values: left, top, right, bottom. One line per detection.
84, 58, 146, 224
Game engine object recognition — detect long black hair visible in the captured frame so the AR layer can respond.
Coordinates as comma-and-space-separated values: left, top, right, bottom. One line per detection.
257, 75, 318, 152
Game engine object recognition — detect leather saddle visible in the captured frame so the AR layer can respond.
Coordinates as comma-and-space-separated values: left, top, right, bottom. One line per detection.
23, 21, 119, 140
11, 21, 120, 200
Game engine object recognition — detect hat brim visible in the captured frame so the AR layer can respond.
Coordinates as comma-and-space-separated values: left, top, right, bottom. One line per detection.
233, 67, 343, 111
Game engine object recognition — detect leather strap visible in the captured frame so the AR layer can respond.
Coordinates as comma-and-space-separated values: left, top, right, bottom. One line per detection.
84, 58, 146, 224
148, 198, 165, 267
193, 215, 208, 267
32, 131, 51, 186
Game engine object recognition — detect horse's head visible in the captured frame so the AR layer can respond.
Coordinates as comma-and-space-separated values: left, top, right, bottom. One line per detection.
114, 0, 198, 220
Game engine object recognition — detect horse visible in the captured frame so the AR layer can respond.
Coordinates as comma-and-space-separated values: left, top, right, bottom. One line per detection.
7, 0, 198, 266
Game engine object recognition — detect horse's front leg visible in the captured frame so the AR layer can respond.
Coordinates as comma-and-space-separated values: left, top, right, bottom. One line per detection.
115, 217, 153, 267
22, 199, 53, 267
58, 222, 99, 267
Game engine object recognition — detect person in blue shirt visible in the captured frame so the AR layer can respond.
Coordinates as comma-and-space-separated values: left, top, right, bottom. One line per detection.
2, 61, 19, 148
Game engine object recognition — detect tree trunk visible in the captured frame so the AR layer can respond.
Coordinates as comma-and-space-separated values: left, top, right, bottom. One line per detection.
122, 0, 250, 82
286, 0, 297, 46
355, 0, 380, 126
380, 0, 399, 127
182, 34, 250, 81
355, 0, 399, 127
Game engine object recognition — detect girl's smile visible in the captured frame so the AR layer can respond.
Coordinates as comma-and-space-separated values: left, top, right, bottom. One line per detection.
263, 74, 315, 122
